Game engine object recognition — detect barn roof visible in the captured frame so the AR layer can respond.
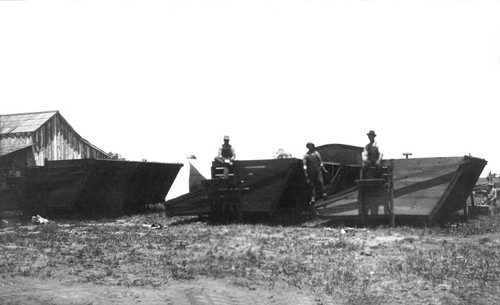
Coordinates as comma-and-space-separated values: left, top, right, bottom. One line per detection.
0, 110, 108, 157
0, 143, 33, 158
0, 110, 58, 135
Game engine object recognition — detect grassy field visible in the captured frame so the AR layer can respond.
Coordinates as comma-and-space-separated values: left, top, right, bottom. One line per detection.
1, 211, 500, 304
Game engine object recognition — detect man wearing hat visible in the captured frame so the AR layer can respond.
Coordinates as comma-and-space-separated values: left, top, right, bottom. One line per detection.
363, 130, 383, 168
215, 136, 236, 179
303, 142, 328, 204
483, 183, 498, 215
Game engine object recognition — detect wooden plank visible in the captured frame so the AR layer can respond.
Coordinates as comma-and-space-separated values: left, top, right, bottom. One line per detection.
320, 193, 358, 208
429, 169, 464, 221
317, 203, 359, 216
392, 157, 462, 172
392, 158, 462, 181
394, 186, 450, 198
241, 201, 278, 212
201, 158, 304, 215
315, 157, 472, 221
393, 168, 458, 183
393, 198, 440, 214
40, 159, 182, 215
393, 172, 454, 198
315, 187, 358, 208
317, 198, 358, 214
315, 144, 364, 165
240, 179, 288, 212
392, 181, 453, 216
165, 188, 211, 216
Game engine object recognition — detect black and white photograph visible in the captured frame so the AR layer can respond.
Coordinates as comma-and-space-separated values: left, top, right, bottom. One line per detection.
1, 1, 500, 304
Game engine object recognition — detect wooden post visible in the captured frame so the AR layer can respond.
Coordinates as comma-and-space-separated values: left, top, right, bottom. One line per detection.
233, 167, 242, 222
403, 153, 412, 159
389, 160, 395, 226
463, 196, 468, 218
466, 191, 474, 218
389, 183, 395, 226
358, 187, 367, 227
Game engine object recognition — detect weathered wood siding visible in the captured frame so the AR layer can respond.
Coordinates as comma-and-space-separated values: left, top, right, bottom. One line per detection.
0, 113, 107, 166
0, 146, 37, 212
315, 156, 486, 222
165, 158, 308, 216
316, 144, 363, 166
22, 159, 183, 216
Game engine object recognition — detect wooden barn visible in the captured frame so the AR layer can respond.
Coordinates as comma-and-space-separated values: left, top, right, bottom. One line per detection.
0, 110, 108, 168
1, 110, 183, 217
0, 110, 108, 212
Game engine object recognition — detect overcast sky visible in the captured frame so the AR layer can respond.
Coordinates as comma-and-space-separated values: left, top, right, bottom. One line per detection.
1, 0, 499, 176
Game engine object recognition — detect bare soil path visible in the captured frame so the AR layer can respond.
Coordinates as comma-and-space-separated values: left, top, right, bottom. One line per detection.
1, 277, 341, 305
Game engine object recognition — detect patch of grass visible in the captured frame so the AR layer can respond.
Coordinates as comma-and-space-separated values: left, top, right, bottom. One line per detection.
439, 216, 500, 236
1, 213, 500, 303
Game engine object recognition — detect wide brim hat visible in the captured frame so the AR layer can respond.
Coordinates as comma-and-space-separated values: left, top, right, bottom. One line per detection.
223, 135, 230, 141
367, 130, 377, 137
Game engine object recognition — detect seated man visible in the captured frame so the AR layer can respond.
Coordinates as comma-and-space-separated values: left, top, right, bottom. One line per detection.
214, 135, 236, 179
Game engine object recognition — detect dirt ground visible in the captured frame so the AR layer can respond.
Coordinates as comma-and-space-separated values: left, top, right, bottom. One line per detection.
1, 214, 500, 305
0, 218, 344, 305
0, 276, 347, 305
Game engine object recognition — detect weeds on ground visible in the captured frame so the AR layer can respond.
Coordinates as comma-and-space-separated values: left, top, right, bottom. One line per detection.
1, 213, 500, 303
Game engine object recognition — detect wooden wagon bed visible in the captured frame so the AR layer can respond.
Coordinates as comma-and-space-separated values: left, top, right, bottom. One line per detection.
22, 159, 182, 216
165, 158, 307, 217
315, 156, 486, 223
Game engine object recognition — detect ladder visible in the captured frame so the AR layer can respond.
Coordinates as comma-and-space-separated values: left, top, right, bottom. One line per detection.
206, 164, 242, 221
357, 160, 394, 226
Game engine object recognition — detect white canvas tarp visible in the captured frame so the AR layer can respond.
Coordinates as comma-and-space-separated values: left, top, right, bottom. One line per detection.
165, 159, 209, 201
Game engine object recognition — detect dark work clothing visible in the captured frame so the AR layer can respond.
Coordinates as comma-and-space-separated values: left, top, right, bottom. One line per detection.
303, 151, 323, 171
365, 144, 380, 166
363, 141, 381, 167
215, 143, 235, 179
303, 150, 326, 201
220, 144, 234, 159
307, 169, 325, 200
217, 143, 235, 162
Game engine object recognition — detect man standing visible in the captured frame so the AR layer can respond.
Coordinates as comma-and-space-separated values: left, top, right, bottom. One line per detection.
363, 130, 383, 167
484, 183, 498, 216
214, 135, 236, 179
303, 142, 328, 204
